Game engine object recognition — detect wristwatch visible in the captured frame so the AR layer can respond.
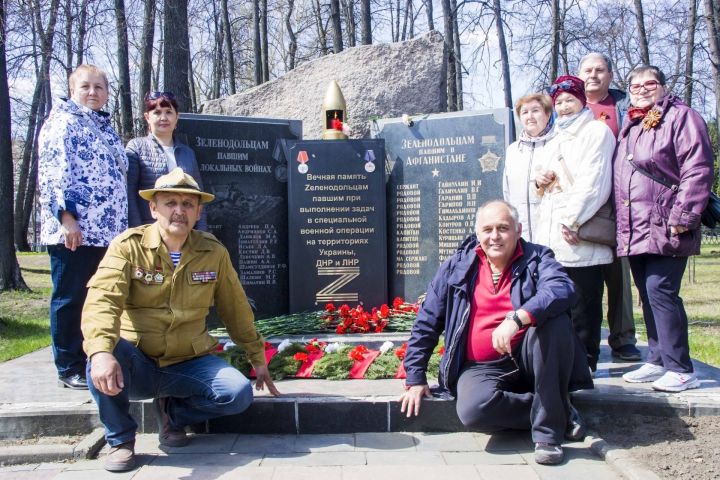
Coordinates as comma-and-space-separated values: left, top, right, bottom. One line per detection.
505, 311, 523, 330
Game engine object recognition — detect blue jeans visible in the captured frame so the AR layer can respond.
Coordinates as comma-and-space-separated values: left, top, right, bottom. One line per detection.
48, 244, 107, 377
87, 339, 253, 446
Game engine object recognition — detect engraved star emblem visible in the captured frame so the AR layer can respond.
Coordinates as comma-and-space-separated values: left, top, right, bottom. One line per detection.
432, 169, 440, 177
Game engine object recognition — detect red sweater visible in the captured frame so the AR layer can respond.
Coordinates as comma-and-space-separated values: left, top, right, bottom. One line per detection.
465, 244, 528, 362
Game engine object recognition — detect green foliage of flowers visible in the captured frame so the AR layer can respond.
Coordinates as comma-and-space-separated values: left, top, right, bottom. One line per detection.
364, 352, 401, 379
268, 344, 305, 380
217, 347, 252, 376
311, 347, 354, 380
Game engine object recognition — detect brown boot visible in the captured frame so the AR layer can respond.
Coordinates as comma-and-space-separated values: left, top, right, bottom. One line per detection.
154, 397, 190, 447
104, 440, 136, 472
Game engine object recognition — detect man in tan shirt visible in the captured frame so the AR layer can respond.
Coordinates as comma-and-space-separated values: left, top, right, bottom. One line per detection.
82, 168, 279, 472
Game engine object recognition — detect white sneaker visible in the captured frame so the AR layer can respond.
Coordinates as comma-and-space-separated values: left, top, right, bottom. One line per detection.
652, 371, 700, 392
622, 363, 666, 383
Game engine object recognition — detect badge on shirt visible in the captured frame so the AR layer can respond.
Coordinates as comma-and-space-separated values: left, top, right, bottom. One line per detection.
134, 266, 164, 284
191, 271, 217, 283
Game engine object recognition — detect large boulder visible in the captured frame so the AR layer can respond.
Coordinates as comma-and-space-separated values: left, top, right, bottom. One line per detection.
200, 31, 447, 139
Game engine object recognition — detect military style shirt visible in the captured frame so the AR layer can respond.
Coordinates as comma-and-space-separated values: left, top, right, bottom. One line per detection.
82, 223, 265, 368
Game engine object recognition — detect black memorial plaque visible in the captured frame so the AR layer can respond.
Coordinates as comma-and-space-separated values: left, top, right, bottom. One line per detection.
281, 139, 387, 313
176, 114, 301, 319
373, 109, 512, 302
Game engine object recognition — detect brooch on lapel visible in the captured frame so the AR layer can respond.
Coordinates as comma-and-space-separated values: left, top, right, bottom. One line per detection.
642, 108, 662, 130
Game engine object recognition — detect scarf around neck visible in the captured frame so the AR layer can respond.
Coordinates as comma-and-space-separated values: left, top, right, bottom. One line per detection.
519, 115, 556, 146
555, 107, 589, 130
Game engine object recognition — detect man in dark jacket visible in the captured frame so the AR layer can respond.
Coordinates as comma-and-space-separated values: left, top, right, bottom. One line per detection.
400, 200, 592, 465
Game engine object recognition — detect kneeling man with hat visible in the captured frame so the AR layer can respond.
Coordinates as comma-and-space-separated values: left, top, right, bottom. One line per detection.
82, 168, 280, 471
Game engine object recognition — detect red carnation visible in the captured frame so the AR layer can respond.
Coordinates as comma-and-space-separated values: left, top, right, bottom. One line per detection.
293, 352, 308, 362
325, 303, 336, 312
395, 343, 408, 360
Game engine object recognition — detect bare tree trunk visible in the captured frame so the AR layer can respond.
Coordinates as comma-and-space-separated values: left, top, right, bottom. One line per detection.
15, 0, 59, 251
163, 0, 192, 111
212, 0, 223, 99
704, 0, 720, 135
633, 0, 650, 64
409, 0, 415, 37
154, 13, 163, 91
451, 0, 462, 108
285, 0, 298, 69
188, 55, 197, 112
330, 0, 344, 52
401, 0, 410, 40
492, 0, 512, 109
0, 0, 28, 290
424, 0, 434, 30
64, 0, 73, 85
221, 0, 236, 93
115, 0, 133, 142
343, 0, 356, 47
261, 0, 269, 81
138, 0, 155, 133
360, 0, 371, 44
76, 0, 88, 66
313, 0, 328, 54
252, 0, 262, 83
441, 0, 456, 110
684, 0, 697, 105
550, 0, 559, 81
394, 0, 400, 41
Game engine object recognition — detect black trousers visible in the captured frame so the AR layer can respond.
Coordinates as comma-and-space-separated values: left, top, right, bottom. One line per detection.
455, 314, 583, 445
629, 254, 692, 373
566, 265, 605, 371
602, 255, 637, 349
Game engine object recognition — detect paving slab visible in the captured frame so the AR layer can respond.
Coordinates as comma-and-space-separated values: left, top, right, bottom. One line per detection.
260, 451, 367, 466
475, 464, 541, 480
412, 431, 482, 451
365, 450, 445, 465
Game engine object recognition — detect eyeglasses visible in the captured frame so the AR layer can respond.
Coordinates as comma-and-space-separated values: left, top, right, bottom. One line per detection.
496, 354, 520, 380
145, 91, 176, 101
628, 80, 660, 94
546, 80, 573, 95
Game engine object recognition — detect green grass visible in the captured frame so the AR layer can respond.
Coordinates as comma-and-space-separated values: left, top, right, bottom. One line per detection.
623, 244, 720, 367
0, 253, 52, 362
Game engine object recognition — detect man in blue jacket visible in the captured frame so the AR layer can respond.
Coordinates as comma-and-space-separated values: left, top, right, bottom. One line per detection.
400, 200, 593, 465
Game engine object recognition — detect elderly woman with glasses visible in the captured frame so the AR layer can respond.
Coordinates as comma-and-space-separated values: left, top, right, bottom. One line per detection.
614, 66, 713, 392
533, 75, 617, 374
126, 91, 207, 229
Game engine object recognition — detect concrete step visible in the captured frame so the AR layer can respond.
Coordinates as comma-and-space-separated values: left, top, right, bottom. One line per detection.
2, 340, 720, 440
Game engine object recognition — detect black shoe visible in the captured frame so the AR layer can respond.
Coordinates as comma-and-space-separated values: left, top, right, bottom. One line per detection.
153, 397, 190, 447
565, 399, 586, 442
612, 344, 642, 362
535, 443, 563, 465
58, 374, 88, 390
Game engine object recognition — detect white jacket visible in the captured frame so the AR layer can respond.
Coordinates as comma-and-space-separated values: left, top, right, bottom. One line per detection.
533, 108, 616, 267
503, 131, 554, 242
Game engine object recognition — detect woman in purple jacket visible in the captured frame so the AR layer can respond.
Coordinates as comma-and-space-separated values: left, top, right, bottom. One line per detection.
614, 65, 714, 392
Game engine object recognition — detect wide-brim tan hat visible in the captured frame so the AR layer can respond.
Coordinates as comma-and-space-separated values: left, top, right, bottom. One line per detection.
139, 167, 215, 203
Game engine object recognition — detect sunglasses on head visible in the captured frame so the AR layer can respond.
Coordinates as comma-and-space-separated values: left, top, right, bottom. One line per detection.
546, 80, 574, 95
145, 91, 176, 101
628, 80, 660, 94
